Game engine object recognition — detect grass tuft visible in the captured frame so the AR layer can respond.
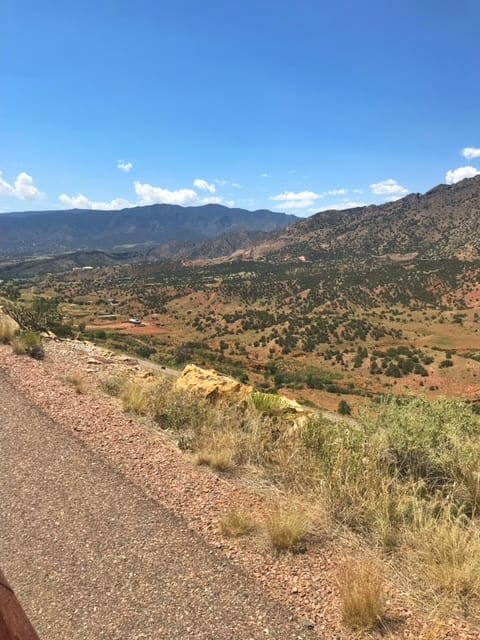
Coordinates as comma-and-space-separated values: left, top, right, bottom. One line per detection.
120, 379, 151, 414
64, 373, 86, 394
336, 556, 386, 631
220, 510, 255, 537
264, 505, 310, 553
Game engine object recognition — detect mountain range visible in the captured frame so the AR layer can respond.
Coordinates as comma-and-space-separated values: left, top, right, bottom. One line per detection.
2, 176, 480, 270
0, 203, 298, 258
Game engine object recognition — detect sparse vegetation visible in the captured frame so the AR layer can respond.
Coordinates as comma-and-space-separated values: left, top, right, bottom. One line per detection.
120, 379, 151, 414
220, 510, 255, 537
12, 331, 45, 359
249, 391, 285, 415
0, 315, 16, 343
264, 505, 310, 553
336, 556, 386, 631
64, 373, 86, 394
100, 374, 128, 397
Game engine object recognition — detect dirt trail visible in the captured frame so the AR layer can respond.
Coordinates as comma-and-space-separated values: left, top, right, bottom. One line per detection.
0, 373, 313, 640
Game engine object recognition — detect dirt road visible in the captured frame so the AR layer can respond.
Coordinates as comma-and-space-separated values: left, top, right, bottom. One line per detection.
0, 373, 313, 639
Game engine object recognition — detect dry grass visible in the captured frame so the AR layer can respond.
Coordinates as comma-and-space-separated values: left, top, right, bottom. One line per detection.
195, 432, 238, 471
0, 315, 17, 344
264, 504, 310, 553
219, 510, 255, 537
403, 511, 480, 618
64, 373, 86, 394
120, 379, 151, 414
100, 374, 128, 397
336, 556, 386, 631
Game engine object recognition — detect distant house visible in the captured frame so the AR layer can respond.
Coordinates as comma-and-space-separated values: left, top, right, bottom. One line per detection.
128, 318, 142, 325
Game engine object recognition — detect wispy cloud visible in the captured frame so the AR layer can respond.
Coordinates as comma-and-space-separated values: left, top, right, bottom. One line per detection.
270, 190, 323, 209
117, 161, 134, 173
462, 147, 480, 160
0, 170, 45, 200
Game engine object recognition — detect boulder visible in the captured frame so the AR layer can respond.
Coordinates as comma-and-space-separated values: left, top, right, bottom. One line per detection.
174, 364, 253, 402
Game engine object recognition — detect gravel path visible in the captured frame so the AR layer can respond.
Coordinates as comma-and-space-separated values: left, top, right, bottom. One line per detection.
0, 372, 314, 640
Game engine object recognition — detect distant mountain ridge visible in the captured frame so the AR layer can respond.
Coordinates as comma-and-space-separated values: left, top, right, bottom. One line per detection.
0, 203, 298, 258
245, 176, 480, 262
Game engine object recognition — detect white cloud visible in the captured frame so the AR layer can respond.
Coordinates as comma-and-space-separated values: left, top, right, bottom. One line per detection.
0, 170, 45, 200
59, 193, 133, 210
445, 166, 480, 184
214, 178, 227, 185
326, 188, 347, 196
117, 161, 133, 172
231, 183, 242, 189
462, 147, 480, 160
59, 179, 236, 212
193, 178, 216, 193
260, 173, 270, 178
270, 190, 323, 210
370, 178, 408, 197
134, 181, 199, 206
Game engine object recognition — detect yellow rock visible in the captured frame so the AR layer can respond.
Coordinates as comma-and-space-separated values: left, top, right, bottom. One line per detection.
174, 364, 253, 402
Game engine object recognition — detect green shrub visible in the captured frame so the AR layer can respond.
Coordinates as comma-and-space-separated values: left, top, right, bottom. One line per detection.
249, 392, 286, 415
338, 399, 352, 415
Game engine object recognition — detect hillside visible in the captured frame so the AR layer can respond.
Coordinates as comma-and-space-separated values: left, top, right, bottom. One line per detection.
245, 176, 480, 262
0, 250, 142, 279
0, 203, 297, 258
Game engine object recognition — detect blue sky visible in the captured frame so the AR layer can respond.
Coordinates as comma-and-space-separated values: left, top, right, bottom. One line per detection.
1, 0, 479, 215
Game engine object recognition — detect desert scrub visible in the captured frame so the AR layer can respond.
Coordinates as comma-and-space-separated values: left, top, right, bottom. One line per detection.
336, 556, 386, 631
220, 510, 255, 537
100, 374, 128, 397
0, 315, 16, 344
12, 331, 45, 359
264, 505, 310, 553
